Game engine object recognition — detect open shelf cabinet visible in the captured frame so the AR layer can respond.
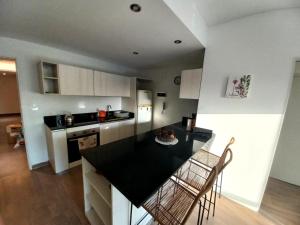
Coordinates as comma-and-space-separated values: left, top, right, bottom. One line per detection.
83, 158, 113, 225
39, 60, 60, 94
86, 208, 105, 225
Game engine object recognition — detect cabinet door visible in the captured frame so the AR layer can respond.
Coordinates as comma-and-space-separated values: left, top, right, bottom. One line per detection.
79, 67, 94, 96
179, 68, 202, 99
52, 129, 69, 173
94, 71, 131, 97
106, 74, 122, 96
119, 76, 131, 97
58, 64, 93, 96
100, 122, 120, 145
119, 119, 135, 140
94, 70, 106, 96
58, 64, 80, 95
106, 74, 130, 97
45, 126, 68, 173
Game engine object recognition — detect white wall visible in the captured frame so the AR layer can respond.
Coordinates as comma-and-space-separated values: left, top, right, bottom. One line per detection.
197, 9, 300, 210
0, 37, 138, 168
163, 0, 207, 47
271, 64, 300, 186
140, 63, 200, 129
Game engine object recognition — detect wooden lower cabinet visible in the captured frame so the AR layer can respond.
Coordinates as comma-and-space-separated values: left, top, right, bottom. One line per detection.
82, 158, 151, 225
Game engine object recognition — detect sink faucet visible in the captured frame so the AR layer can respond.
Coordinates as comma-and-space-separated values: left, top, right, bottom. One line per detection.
106, 105, 112, 113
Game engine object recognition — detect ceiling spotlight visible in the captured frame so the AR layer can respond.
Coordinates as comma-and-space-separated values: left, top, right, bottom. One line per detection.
174, 40, 182, 44
2, 72, 6, 76
132, 51, 139, 55
130, 4, 141, 12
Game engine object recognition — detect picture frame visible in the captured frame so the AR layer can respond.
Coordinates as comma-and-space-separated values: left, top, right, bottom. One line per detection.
225, 75, 252, 98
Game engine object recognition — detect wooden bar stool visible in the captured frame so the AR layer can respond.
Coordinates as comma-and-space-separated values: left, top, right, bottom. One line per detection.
174, 137, 235, 219
192, 137, 235, 197
142, 167, 218, 225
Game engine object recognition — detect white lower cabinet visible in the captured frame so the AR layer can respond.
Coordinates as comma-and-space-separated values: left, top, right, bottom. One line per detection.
82, 158, 151, 225
100, 122, 120, 145
45, 126, 68, 173
100, 119, 135, 145
44, 119, 135, 174
119, 119, 135, 140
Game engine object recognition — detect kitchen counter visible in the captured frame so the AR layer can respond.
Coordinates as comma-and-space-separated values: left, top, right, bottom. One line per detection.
81, 122, 213, 207
44, 111, 134, 130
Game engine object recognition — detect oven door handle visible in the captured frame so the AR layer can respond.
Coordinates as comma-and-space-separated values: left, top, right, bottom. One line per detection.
67, 132, 99, 140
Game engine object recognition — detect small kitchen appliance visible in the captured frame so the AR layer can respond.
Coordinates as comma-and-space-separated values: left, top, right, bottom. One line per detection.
65, 114, 74, 126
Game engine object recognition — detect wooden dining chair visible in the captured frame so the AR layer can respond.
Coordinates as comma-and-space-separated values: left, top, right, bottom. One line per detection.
143, 167, 218, 225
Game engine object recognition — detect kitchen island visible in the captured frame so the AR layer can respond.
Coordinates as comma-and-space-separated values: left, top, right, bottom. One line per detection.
81, 123, 214, 225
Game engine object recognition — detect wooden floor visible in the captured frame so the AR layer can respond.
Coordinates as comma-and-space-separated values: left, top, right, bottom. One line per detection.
0, 143, 89, 225
0, 143, 298, 225
260, 177, 300, 225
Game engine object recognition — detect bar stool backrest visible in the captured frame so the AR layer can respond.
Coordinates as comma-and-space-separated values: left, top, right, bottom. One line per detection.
218, 148, 233, 172
181, 166, 218, 224
224, 137, 235, 151
217, 137, 235, 174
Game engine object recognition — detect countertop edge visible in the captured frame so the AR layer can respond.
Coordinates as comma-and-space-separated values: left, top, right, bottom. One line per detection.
45, 117, 135, 131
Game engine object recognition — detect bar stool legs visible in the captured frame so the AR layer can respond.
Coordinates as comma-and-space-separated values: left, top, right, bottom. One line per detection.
129, 202, 150, 225
198, 195, 207, 225
219, 171, 223, 198
132, 189, 208, 225
130, 203, 133, 225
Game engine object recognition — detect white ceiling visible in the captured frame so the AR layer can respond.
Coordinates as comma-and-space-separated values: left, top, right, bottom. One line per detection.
0, 0, 204, 69
195, 0, 300, 26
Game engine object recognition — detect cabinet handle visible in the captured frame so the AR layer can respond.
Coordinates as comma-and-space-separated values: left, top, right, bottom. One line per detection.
52, 129, 66, 132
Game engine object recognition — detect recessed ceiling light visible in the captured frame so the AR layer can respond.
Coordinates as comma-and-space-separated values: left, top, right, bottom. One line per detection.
130, 4, 141, 12
174, 40, 182, 44
132, 51, 139, 55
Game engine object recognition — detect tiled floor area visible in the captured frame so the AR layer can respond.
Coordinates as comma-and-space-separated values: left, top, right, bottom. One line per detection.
0, 142, 298, 225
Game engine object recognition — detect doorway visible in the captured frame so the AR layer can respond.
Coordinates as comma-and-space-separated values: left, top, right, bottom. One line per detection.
260, 61, 300, 225
0, 58, 28, 178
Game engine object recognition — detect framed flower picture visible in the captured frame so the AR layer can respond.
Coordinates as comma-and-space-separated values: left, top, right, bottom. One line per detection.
225, 75, 252, 98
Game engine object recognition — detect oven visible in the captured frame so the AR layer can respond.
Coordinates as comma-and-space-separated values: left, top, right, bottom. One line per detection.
66, 125, 100, 166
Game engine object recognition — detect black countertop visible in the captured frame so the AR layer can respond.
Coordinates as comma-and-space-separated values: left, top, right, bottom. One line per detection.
81, 123, 212, 207
44, 111, 134, 130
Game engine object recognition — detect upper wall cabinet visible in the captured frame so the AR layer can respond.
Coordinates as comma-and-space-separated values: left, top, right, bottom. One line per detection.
94, 71, 131, 97
58, 64, 94, 96
179, 68, 203, 99
39, 61, 130, 97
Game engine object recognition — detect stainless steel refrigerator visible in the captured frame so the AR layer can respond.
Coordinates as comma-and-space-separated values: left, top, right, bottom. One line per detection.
136, 90, 152, 135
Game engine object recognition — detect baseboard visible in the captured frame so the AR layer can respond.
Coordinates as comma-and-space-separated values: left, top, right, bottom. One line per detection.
222, 191, 260, 211
31, 161, 49, 169
69, 160, 81, 168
